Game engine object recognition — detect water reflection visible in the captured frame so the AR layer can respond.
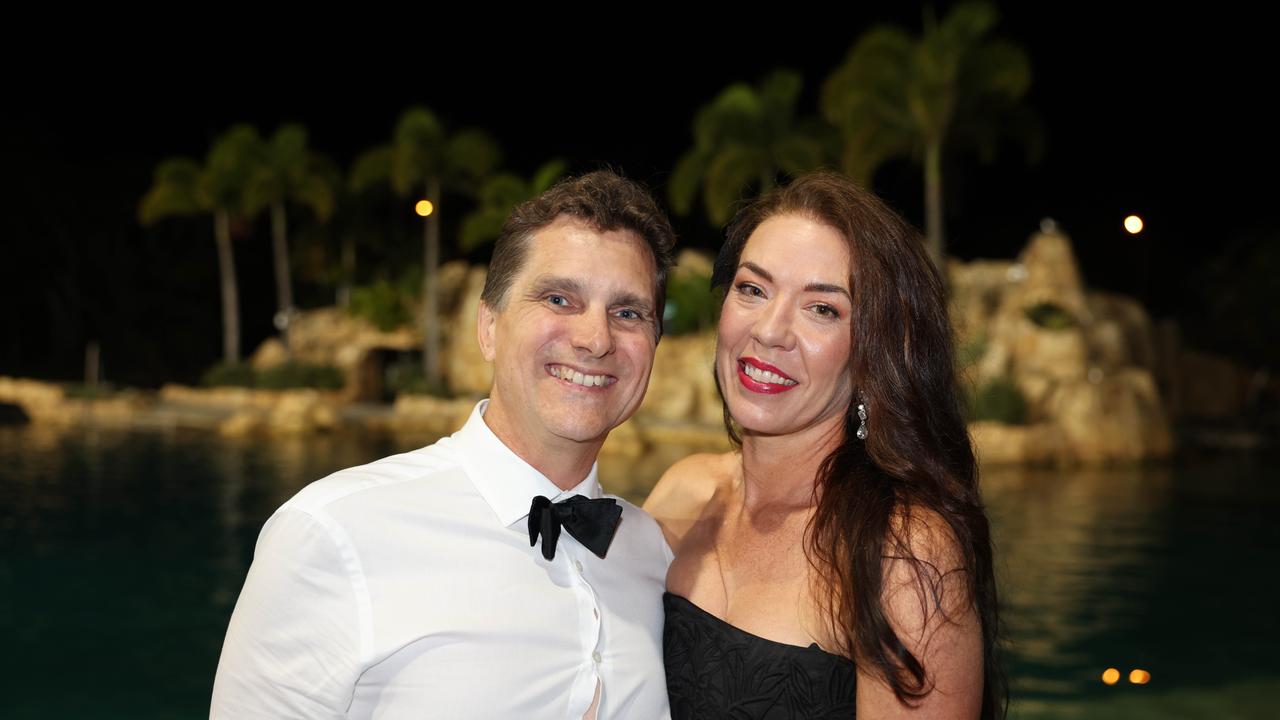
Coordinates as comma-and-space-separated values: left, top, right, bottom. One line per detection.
986, 465, 1177, 685
211, 443, 245, 609
985, 459, 1279, 718
1, 425, 1276, 719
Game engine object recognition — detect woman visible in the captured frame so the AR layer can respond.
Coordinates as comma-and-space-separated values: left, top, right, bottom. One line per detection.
645, 171, 1002, 718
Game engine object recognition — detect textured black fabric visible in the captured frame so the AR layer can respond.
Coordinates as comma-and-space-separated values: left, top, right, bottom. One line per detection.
664, 592, 858, 719
527, 495, 622, 560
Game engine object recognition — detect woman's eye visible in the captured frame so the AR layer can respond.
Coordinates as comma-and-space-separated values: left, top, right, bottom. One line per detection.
736, 282, 764, 297
812, 304, 840, 318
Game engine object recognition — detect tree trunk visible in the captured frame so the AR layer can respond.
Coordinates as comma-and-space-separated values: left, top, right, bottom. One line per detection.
924, 140, 947, 285
84, 341, 100, 388
338, 231, 356, 309
422, 178, 442, 391
271, 200, 294, 351
214, 209, 241, 364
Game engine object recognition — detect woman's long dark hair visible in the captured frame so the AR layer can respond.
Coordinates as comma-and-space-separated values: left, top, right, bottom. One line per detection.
712, 171, 1004, 717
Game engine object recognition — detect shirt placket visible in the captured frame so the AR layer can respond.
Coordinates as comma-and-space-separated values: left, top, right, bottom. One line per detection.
564, 543, 605, 718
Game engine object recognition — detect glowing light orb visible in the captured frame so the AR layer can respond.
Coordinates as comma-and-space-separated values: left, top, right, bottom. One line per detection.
1124, 215, 1144, 234
415, 200, 435, 217
1129, 669, 1151, 684
1102, 668, 1121, 685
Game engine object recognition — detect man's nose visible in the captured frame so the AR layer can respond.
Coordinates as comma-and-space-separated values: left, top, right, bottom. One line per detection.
572, 306, 615, 358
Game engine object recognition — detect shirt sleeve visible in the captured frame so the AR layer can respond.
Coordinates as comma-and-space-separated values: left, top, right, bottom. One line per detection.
210, 507, 369, 719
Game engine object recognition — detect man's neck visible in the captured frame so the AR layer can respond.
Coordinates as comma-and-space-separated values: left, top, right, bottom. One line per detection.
481, 399, 603, 492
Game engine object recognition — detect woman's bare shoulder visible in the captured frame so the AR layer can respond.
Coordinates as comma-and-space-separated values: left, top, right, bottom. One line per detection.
643, 452, 738, 550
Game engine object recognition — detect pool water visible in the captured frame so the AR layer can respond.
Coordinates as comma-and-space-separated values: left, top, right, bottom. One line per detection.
1, 425, 1275, 718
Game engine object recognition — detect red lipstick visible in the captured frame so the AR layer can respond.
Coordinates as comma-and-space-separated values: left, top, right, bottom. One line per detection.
737, 358, 799, 394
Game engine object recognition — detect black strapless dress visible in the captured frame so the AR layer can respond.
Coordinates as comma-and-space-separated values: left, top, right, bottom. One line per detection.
663, 592, 857, 719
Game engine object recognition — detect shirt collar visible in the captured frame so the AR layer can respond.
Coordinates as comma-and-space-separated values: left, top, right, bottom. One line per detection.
450, 399, 603, 528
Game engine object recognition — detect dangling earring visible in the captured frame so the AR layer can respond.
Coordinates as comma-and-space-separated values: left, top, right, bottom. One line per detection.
856, 398, 868, 441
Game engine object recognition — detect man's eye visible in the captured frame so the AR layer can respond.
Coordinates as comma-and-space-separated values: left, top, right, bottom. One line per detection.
615, 309, 642, 320
546, 295, 569, 307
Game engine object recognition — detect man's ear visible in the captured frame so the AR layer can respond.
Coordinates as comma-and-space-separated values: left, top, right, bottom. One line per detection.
477, 300, 497, 362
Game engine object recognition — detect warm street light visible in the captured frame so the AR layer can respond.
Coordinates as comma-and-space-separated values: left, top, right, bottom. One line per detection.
1129, 669, 1151, 684
1124, 215, 1144, 234
1101, 668, 1120, 685
415, 200, 435, 217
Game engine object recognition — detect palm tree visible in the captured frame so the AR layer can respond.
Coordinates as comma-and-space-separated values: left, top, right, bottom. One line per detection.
670, 69, 832, 227
243, 124, 336, 348
139, 125, 262, 364
336, 146, 395, 308
821, 1, 1034, 273
459, 160, 567, 251
387, 107, 501, 390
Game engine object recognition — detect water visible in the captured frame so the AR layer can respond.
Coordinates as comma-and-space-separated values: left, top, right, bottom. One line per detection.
1, 424, 1276, 718
986, 460, 1280, 718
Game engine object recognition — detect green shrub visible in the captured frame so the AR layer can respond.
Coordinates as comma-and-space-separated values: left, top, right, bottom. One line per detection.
956, 334, 988, 369
200, 361, 344, 390
383, 356, 454, 397
966, 377, 1028, 424
349, 279, 414, 331
1024, 302, 1075, 330
257, 362, 345, 390
663, 271, 717, 336
201, 362, 256, 388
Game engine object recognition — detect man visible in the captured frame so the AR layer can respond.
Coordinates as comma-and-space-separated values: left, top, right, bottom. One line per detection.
211, 170, 677, 719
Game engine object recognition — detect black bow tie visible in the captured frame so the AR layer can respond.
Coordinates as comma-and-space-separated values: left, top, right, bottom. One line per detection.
528, 495, 623, 561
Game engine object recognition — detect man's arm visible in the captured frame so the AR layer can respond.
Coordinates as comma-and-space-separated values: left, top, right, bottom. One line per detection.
211, 508, 368, 719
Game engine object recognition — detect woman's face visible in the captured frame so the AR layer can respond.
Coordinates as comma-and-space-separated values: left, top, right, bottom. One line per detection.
716, 213, 854, 439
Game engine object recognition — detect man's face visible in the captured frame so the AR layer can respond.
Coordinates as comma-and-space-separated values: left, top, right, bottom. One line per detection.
478, 216, 660, 457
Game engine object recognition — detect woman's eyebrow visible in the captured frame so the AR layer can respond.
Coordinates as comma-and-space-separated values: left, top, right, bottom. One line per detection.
740, 261, 850, 300
804, 282, 851, 300
739, 261, 773, 282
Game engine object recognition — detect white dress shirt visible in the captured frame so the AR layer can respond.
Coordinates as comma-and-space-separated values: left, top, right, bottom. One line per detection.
211, 400, 673, 719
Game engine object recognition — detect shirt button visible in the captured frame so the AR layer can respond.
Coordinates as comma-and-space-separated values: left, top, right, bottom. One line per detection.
575, 560, 584, 573
592, 651, 602, 664
593, 607, 599, 619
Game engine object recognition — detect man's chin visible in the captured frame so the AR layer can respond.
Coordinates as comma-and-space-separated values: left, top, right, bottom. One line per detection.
545, 413, 627, 446
549, 425, 612, 446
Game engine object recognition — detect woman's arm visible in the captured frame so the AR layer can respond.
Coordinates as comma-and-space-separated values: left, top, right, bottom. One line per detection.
856, 511, 985, 718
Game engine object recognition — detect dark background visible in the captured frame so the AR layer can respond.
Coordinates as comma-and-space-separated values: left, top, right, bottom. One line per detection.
3, 5, 1275, 386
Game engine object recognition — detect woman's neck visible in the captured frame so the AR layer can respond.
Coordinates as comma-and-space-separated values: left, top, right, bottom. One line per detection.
738, 416, 846, 510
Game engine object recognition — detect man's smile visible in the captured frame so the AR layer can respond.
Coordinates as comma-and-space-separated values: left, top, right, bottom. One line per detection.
547, 363, 617, 389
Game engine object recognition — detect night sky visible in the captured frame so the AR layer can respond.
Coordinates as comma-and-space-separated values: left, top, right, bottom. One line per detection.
3, 6, 1275, 386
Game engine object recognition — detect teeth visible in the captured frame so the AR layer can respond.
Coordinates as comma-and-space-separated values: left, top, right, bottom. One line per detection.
551, 365, 610, 387
743, 363, 797, 386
